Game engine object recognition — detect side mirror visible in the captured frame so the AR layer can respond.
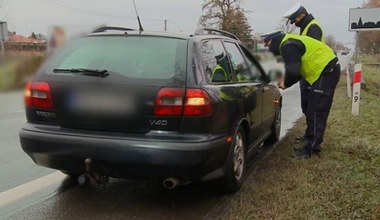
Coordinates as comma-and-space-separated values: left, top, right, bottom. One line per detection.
267, 69, 283, 82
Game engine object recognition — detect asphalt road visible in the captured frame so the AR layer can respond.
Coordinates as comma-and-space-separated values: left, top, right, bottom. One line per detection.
0, 53, 352, 219
0, 91, 53, 193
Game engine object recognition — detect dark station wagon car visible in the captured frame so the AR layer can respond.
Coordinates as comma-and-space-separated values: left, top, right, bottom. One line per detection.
19, 27, 282, 193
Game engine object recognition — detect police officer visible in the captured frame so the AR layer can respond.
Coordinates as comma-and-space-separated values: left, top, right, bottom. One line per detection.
284, 3, 325, 143
262, 31, 340, 159
210, 53, 231, 82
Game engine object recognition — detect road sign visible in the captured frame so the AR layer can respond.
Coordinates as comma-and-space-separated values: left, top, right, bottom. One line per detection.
0, 21, 8, 41
349, 7, 380, 31
351, 64, 362, 116
0, 22, 7, 59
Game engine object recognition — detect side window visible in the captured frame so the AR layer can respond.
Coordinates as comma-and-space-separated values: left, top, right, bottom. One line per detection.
225, 42, 263, 82
223, 42, 252, 82
240, 46, 265, 82
200, 40, 233, 83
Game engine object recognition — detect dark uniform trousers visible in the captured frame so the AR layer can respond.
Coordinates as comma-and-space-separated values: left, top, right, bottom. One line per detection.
305, 64, 341, 152
300, 78, 311, 137
300, 79, 310, 114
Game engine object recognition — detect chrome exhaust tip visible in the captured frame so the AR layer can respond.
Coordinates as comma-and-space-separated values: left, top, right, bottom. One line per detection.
162, 177, 180, 189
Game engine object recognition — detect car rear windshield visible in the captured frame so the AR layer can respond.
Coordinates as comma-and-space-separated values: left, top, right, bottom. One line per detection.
45, 36, 187, 80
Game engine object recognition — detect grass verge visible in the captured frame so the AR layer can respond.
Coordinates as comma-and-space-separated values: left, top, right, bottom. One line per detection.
0, 56, 44, 91
0, 61, 19, 90
219, 64, 380, 219
359, 55, 380, 96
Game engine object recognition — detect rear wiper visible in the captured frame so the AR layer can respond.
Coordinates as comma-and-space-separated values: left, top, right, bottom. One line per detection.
53, 68, 109, 77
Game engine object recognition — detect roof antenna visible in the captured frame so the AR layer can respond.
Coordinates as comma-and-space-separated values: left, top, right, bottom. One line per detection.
132, 0, 144, 32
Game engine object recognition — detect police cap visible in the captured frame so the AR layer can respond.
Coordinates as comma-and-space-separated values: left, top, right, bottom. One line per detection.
261, 30, 284, 46
283, 3, 308, 24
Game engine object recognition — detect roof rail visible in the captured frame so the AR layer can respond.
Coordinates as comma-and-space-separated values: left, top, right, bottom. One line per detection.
194, 28, 239, 40
92, 26, 136, 33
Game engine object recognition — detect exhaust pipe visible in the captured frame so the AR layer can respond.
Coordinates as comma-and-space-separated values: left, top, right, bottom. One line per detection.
162, 177, 181, 189
77, 174, 87, 186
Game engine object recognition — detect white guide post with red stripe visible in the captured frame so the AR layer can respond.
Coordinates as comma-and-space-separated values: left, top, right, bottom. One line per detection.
351, 64, 362, 116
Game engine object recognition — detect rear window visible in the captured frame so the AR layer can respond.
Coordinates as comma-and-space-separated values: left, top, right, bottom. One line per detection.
45, 36, 187, 80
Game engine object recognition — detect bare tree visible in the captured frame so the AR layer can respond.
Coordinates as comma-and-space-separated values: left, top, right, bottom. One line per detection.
325, 34, 336, 50
363, 0, 380, 8
199, 0, 239, 28
335, 42, 347, 52
199, 0, 253, 47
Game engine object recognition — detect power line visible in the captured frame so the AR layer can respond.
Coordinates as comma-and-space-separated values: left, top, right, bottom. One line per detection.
37, 0, 135, 20
36, 0, 166, 22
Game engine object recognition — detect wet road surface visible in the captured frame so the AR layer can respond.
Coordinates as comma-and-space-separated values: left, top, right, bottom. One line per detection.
0, 91, 53, 193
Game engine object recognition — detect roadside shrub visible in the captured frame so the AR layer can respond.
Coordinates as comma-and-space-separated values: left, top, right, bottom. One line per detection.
14, 56, 45, 84
0, 56, 45, 91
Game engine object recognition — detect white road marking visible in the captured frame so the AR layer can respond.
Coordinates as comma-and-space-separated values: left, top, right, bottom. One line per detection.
0, 172, 66, 208
10, 109, 25, 113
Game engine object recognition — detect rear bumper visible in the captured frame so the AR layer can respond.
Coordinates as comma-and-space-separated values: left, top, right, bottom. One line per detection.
19, 123, 231, 181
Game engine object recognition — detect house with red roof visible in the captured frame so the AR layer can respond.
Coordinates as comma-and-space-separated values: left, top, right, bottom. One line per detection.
5, 32, 46, 52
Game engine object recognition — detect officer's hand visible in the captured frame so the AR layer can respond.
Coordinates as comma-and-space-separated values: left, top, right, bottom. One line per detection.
275, 73, 283, 82
277, 80, 286, 90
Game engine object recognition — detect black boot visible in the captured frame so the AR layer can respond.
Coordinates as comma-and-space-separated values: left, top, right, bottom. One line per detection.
294, 146, 320, 159
294, 147, 312, 159
313, 149, 321, 157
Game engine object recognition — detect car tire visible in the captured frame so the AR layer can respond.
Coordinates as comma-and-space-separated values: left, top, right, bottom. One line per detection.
216, 127, 246, 194
265, 103, 281, 145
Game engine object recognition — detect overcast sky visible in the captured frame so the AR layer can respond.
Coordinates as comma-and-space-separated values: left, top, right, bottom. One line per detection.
1, 0, 364, 43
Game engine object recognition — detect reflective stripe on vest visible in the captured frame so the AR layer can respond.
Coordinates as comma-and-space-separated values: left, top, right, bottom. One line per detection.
301, 19, 325, 43
280, 34, 336, 85
211, 64, 228, 81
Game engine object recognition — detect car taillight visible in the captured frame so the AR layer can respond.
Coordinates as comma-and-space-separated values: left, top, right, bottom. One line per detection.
24, 82, 53, 109
154, 88, 184, 116
154, 88, 212, 116
184, 89, 212, 116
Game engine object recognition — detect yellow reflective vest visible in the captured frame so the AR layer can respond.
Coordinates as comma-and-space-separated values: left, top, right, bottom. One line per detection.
301, 19, 325, 43
280, 34, 336, 85
211, 64, 229, 82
